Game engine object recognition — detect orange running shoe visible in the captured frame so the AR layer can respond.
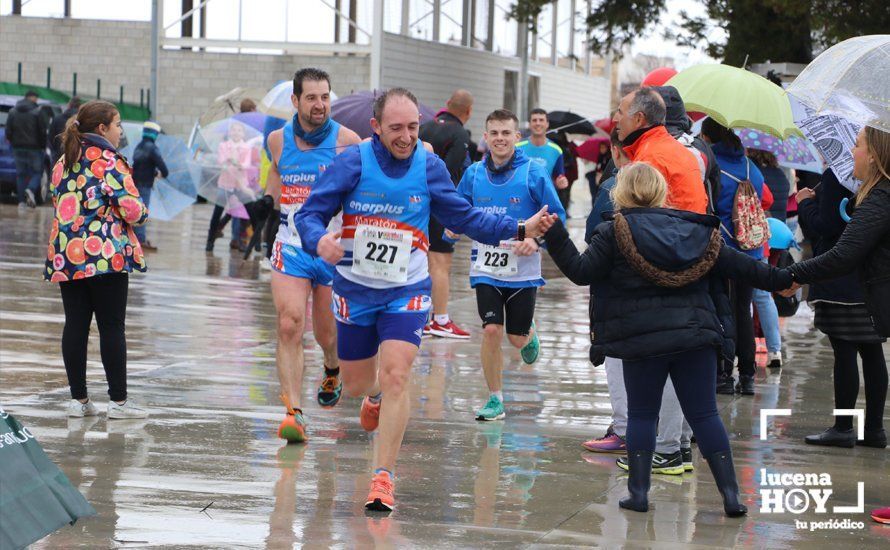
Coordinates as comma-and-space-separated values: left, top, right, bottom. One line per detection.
365, 470, 395, 511
360, 396, 381, 432
277, 411, 308, 443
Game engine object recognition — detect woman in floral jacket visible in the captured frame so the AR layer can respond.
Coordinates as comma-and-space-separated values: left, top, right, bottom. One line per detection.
45, 100, 149, 420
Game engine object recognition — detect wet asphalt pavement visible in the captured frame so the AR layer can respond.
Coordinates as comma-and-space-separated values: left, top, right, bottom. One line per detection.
1, 200, 888, 549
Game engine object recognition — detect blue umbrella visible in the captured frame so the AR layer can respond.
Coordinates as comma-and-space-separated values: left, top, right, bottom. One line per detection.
123, 134, 200, 221
331, 90, 437, 139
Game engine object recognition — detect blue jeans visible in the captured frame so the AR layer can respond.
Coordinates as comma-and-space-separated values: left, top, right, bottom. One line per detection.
751, 260, 781, 353
134, 185, 152, 243
13, 148, 43, 204
623, 348, 730, 456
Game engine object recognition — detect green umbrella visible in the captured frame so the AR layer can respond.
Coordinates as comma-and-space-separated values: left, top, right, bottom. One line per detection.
666, 64, 801, 139
0, 407, 95, 549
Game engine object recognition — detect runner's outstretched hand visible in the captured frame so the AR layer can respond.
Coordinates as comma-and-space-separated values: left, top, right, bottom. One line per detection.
318, 230, 344, 265
514, 238, 539, 256
525, 205, 559, 238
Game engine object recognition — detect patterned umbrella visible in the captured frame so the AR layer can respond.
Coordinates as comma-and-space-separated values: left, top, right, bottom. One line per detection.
734, 127, 823, 172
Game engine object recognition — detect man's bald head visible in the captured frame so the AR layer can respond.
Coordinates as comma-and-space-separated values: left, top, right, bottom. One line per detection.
446, 89, 474, 124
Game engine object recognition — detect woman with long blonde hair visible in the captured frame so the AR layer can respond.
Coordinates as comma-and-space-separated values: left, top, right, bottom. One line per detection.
538, 161, 792, 516
788, 126, 890, 448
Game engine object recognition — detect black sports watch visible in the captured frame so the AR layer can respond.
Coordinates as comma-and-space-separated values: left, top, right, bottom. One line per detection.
517, 220, 526, 241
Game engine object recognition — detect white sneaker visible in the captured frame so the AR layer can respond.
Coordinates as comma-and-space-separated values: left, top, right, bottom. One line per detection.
107, 399, 149, 419
25, 188, 36, 208
260, 257, 272, 271
768, 352, 783, 369
67, 399, 99, 418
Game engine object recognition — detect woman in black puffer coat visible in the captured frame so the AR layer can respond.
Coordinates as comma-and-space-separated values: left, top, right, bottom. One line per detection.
788, 126, 890, 449
540, 162, 792, 518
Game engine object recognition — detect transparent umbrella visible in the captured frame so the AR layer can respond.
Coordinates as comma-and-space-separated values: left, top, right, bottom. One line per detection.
198, 87, 267, 128
122, 134, 200, 221
787, 34, 890, 132
259, 80, 337, 121
194, 118, 264, 220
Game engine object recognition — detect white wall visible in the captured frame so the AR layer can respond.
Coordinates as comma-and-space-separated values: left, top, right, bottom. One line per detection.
0, 15, 370, 137
380, 33, 611, 138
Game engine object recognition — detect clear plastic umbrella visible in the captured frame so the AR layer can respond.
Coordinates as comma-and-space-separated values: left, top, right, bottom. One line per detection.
198, 87, 267, 128
122, 134, 200, 221
259, 80, 337, 121
787, 35, 890, 132
193, 118, 264, 219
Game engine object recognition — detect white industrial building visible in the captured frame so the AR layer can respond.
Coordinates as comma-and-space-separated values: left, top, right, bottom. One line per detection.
1, 0, 612, 138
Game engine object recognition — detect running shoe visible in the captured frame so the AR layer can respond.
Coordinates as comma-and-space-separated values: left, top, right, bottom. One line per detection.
617, 451, 684, 475
66, 399, 99, 418
422, 323, 432, 337
681, 447, 694, 471
317, 371, 343, 408
871, 507, 890, 524
582, 428, 626, 453
520, 321, 540, 364
277, 411, 308, 443
428, 319, 471, 339
475, 394, 506, 421
767, 351, 783, 369
360, 396, 381, 432
107, 399, 149, 419
365, 470, 395, 512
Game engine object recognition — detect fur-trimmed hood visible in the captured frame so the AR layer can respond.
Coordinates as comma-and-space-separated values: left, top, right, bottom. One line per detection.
612, 208, 722, 288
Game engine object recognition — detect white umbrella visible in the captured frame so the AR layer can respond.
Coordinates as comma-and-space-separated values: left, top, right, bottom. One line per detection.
787, 34, 890, 132
258, 80, 337, 120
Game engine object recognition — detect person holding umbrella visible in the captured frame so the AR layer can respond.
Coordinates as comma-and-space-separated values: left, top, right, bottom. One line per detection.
783, 126, 890, 448
131, 121, 169, 251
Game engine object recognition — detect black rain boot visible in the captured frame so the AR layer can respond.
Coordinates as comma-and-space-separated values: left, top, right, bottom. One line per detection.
705, 450, 748, 517
619, 450, 652, 512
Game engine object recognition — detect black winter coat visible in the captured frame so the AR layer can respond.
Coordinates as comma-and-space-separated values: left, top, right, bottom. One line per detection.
756, 162, 790, 221
419, 111, 470, 186
131, 138, 169, 187
544, 208, 792, 361
791, 179, 890, 336
796, 169, 864, 304
4, 99, 46, 150
49, 106, 78, 163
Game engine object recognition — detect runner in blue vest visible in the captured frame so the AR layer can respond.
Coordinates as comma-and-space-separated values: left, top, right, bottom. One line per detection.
454, 109, 566, 421
258, 68, 361, 444
295, 88, 556, 512
517, 108, 569, 191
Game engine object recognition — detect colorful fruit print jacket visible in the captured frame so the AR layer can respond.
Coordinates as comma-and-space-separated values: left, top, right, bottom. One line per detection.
44, 133, 148, 282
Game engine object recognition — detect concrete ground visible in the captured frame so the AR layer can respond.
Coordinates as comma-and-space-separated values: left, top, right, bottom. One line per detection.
1, 200, 888, 549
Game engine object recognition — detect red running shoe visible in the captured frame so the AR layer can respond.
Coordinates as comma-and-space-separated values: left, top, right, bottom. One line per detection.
365, 470, 395, 511
872, 506, 890, 524
360, 396, 381, 432
428, 319, 470, 339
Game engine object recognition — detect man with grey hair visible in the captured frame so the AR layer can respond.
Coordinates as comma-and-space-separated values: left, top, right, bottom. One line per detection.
614, 87, 708, 214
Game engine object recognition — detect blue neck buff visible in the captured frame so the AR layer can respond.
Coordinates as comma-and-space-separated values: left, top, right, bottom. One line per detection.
292, 115, 334, 146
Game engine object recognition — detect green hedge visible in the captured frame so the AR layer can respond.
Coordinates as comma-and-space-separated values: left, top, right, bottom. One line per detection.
0, 82, 151, 122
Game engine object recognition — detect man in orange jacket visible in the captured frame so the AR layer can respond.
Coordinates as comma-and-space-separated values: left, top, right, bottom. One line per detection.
614, 87, 709, 215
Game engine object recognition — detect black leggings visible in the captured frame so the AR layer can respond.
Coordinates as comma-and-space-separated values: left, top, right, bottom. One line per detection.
724, 280, 755, 376
59, 273, 129, 402
828, 336, 888, 432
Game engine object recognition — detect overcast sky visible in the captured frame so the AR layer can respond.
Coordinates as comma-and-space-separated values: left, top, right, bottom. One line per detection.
1, 0, 722, 68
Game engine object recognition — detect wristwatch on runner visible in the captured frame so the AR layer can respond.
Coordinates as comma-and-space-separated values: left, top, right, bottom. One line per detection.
517, 220, 525, 241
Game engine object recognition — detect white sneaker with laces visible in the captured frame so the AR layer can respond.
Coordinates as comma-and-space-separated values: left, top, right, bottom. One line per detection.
107, 399, 149, 419
67, 399, 99, 418
767, 352, 783, 369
